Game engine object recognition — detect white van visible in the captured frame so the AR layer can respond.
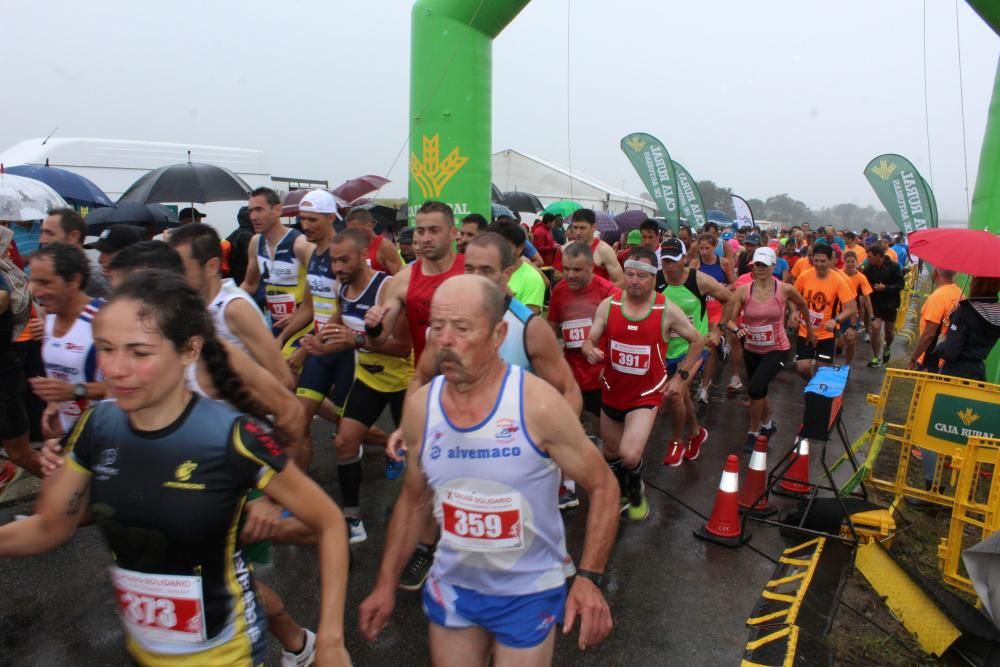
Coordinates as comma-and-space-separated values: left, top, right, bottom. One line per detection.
0, 137, 275, 237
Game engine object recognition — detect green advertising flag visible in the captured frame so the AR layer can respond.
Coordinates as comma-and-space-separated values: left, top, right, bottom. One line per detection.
921, 174, 939, 228
864, 154, 934, 235
621, 133, 680, 233
672, 161, 707, 230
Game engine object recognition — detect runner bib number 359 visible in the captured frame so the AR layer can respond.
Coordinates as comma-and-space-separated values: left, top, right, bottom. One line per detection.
561, 318, 592, 350
440, 490, 524, 552
111, 567, 206, 645
610, 340, 651, 375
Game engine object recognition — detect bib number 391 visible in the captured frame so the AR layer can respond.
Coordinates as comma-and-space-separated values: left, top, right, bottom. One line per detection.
440, 490, 524, 552
609, 340, 651, 375
111, 567, 206, 645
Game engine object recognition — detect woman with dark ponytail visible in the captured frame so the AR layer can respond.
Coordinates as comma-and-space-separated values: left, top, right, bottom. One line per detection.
0, 270, 351, 666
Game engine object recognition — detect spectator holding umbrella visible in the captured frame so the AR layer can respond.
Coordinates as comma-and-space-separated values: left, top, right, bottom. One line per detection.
938, 276, 1000, 382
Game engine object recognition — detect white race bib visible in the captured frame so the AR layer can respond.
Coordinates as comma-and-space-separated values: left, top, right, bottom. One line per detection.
561, 318, 592, 349
440, 490, 524, 552
746, 324, 777, 347
111, 567, 206, 646
807, 309, 824, 328
610, 340, 651, 375
266, 291, 296, 318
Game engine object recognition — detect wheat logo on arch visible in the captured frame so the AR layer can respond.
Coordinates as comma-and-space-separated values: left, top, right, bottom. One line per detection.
411, 135, 468, 199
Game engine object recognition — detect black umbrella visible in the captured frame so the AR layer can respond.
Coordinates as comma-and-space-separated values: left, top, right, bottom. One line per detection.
501, 191, 543, 213
117, 158, 251, 205
85, 203, 179, 236
491, 183, 503, 203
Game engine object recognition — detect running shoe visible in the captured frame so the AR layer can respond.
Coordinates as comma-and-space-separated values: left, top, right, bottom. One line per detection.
760, 422, 778, 440
685, 427, 708, 461
280, 628, 316, 667
626, 488, 650, 522
727, 376, 743, 395
347, 518, 367, 545
719, 337, 731, 363
883, 348, 891, 364
663, 441, 686, 467
743, 432, 759, 454
398, 547, 434, 591
0, 462, 22, 501
558, 485, 580, 510
863, 332, 871, 343
695, 385, 709, 404
910, 447, 923, 460
867, 357, 882, 368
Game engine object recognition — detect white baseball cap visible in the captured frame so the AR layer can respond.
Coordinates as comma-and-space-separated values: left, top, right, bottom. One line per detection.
298, 190, 340, 217
752, 246, 777, 266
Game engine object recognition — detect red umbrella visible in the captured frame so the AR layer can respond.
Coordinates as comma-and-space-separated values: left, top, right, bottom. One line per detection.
907, 228, 1000, 277
332, 175, 390, 204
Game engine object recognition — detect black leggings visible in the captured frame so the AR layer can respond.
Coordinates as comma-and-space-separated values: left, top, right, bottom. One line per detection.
742, 349, 786, 400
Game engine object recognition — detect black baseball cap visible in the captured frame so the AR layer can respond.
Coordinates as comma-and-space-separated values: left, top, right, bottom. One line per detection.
744, 232, 761, 246
179, 207, 206, 221
660, 238, 686, 262
398, 227, 414, 244
85, 224, 144, 253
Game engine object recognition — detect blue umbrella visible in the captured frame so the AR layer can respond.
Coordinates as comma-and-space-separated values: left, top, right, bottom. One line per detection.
5, 162, 114, 209
705, 209, 732, 225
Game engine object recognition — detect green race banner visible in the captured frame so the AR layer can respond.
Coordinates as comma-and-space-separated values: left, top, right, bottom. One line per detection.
925, 394, 999, 445
621, 133, 680, 233
864, 154, 933, 235
922, 174, 939, 228
672, 161, 707, 230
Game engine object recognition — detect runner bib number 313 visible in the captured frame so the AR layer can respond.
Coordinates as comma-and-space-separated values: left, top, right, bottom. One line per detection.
111, 567, 206, 645
440, 490, 524, 552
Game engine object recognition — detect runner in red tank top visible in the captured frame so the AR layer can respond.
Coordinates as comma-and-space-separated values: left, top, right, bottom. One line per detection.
552, 209, 624, 287
582, 247, 704, 522
363, 201, 461, 363
346, 208, 404, 276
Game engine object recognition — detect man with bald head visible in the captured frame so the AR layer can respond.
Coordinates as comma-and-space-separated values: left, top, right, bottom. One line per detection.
360, 274, 618, 665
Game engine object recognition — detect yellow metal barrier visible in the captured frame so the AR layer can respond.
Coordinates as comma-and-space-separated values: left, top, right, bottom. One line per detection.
937, 436, 1000, 595
857, 369, 1000, 595
864, 369, 1000, 509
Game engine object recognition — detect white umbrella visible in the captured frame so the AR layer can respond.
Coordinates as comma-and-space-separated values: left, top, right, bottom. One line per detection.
0, 171, 69, 221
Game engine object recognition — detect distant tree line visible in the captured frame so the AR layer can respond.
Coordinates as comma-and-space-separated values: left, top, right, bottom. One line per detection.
696, 180, 897, 232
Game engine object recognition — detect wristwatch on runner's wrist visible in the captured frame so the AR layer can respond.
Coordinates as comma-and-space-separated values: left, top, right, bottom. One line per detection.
72, 383, 87, 400
678, 369, 690, 381
575, 569, 606, 590
354, 333, 367, 349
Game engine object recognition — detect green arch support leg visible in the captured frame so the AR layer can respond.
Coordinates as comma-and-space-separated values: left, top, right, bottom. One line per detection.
408, 0, 532, 225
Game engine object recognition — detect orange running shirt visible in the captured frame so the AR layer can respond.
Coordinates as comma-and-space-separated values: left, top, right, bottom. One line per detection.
794, 268, 857, 341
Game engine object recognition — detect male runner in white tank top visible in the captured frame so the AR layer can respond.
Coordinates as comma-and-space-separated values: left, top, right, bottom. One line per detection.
169, 223, 294, 389
360, 275, 619, 665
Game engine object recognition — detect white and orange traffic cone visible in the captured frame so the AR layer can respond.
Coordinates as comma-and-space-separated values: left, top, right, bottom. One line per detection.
778, 438, 812, 496
739, 436, 776, 517
695, 454, 750, 547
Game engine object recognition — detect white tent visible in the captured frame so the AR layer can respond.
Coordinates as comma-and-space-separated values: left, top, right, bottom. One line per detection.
492, 149, 656, 216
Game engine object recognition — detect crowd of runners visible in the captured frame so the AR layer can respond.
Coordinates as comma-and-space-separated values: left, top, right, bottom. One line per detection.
0, 194, 950, 665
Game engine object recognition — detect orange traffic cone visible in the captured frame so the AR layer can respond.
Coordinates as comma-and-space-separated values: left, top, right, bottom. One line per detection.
739, 436, 776, 517
778, 438, 812, 496
695, 454, 750, 547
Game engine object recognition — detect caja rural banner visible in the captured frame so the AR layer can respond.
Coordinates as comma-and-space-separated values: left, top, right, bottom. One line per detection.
910, 376, 999, 455
864, 154, 935, 234
672, 161, 707, 230
620, 133, 680, 233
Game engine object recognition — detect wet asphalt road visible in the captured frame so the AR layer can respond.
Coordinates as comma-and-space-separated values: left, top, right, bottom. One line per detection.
0, 352, 885, 666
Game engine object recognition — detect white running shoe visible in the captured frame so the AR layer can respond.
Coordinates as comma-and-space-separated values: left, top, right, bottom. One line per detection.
727, 376, 743, 394
281, 628, 316, 667
696, 385, 709, 404
347, 517, 367, 544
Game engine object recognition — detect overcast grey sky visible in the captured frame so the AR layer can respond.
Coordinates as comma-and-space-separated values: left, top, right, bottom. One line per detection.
4, 0, 998, 220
